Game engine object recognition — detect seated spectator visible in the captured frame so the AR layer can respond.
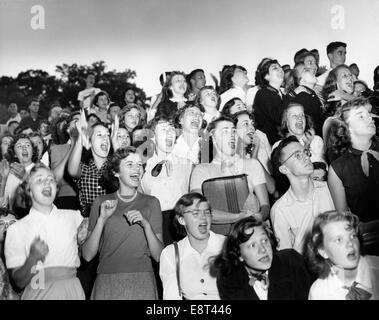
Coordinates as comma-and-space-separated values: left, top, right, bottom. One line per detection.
4, 164, 87, 300
253, 59, 290, 145
327, 98, 379, 222
142, 116, 193, 245
87, 113, 101, 127
107, 102, 121, 123
7, 121, 19, 137
159, 192, 224, 299
19, 98, 44, 132
272, 102, 326, 164
271, 136, 335, 254
82, 147, 163, 300
306, 210, 379, 300
28, 132, 49, 167
190, 116, 270, 235
38, 120, 52, 147
48, 104, 63, 123
311, 161, 328, 182
209, 216, 312, 300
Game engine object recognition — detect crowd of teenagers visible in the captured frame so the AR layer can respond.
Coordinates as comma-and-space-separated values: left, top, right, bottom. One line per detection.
1, 41, 379, 300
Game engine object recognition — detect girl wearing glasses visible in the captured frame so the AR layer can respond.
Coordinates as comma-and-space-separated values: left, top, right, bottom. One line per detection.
209, 216, 312, 300
159, 192, 225, 300
82, 147, 163, 300
327, 98, 379, 223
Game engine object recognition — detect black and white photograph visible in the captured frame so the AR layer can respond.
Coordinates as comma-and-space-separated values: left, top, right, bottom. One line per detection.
0, 0, 379, 311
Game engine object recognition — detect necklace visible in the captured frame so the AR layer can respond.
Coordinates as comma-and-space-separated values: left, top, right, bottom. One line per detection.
117, 190, 138, 203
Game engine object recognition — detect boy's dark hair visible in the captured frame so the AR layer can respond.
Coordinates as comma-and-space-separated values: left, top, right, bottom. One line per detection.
326, 41, 347, 55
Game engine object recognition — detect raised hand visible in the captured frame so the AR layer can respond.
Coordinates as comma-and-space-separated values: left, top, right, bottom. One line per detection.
111, 114, 120, 151
9, 162, 26, 181
99, 199, 118, 221
124, 210, 148, 228
29, 236, 49, 263
0, 159, 10, 179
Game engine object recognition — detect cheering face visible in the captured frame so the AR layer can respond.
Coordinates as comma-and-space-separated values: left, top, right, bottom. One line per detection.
236, 114, 255, 145
231, 68, 249, 88
86, 74, 96, 87
336, 67, 354, 94
29, 167, 57, 207
239, 226, 273, 272
116, 153, 144, 189
154, 121, 176, 154
116, 128, 131, 149
212, 120, 236, 157
353, 83, 367, 97
346, 105, 376, 138
318, 220, 360, 270
1, 136, 13, 157
279, 142, 314, 176
265, 63, 284, 85
124, 89, 136, 103
170, 74, 187, 96
180, 107, 203, 134
286, 105, 306, 136
30, 136, 44, 160
14, 138, 33, 164
200, 88, 218, 109
230, 99, 247, 115
90, 125, 110, 159
303, 55, 318, 74
301, 69, 317, 87
178, 199, 211, 241
124, 108, 141, 132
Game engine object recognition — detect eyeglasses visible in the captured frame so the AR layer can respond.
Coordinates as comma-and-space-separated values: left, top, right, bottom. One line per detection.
281, 149, 311, 165
183, 209, 212, 219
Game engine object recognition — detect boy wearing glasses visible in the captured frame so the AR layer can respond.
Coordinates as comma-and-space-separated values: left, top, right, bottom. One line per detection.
270, 136, 335, 254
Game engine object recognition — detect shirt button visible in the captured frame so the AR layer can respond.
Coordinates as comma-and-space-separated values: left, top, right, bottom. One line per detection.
200, 279, 204, 283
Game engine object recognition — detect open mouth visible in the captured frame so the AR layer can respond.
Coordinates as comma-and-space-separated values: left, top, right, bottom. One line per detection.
42, 188, 52, 197
190, 120, 200, 127
130, 173, 140, 182
100, 143, 109, 152
259, 255, 270, 263
198, 222, 208, 233
295, 122, 304, 130
347, 250, 357, 260
22, 151, 29, 157
166, 138, 173, 147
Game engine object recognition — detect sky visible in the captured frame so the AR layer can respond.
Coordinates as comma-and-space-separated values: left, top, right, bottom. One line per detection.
0, 0, 379, 97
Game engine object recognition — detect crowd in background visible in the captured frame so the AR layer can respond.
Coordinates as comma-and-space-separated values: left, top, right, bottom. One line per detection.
1, 41, 379, 300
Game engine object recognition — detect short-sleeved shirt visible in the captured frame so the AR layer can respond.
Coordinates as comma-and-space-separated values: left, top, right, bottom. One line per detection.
5, 206, 83, 269
77, 160, 108, 217
331, 142, 379, 222
88, 192, 162, 274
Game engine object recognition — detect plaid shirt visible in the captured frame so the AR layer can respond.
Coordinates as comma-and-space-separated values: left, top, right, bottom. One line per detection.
77, 160, 108, 217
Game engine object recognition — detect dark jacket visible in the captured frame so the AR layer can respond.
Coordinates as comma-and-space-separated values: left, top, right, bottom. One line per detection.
217, 249, 313, 300
253, 86, 289, 145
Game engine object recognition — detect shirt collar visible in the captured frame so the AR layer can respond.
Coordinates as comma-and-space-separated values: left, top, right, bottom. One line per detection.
181, 231, 221, 259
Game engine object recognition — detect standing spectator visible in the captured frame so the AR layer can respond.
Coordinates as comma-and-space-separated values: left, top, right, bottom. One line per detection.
4, 164, 87, 300
77, 73, 101, 110
82, 147, 163, 300
196, 86, 221, 127
186, 69, 206, 101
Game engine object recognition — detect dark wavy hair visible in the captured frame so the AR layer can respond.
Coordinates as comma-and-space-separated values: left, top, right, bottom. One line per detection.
278, 102, 315, 138
173, 192, 210, 237
254, 57, 272, 86
321, 64, 350, 118
91, 91, 110, 109
255, 59, 279, 88
6, 134, 39, 164
219, 65, 247, 94
221, 98, 245, 117
305, 210, 359, 279
209, 216, 278, 278
161, 71, 187, 101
